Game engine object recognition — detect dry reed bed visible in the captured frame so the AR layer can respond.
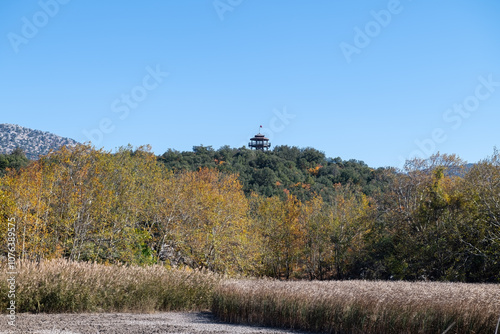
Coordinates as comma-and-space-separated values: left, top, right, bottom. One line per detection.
0, 259, 220, 313
212, 279, 500, 334
2, 260, 499, 333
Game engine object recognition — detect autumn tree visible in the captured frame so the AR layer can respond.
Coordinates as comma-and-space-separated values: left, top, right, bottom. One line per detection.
323, 183, 375, 279
253, 194, 303, 279
162, 168, 260, 274
0, 145, 160, 263
377, 154, 469, 280
458, 148, 500, 281
300, 195, 330, 279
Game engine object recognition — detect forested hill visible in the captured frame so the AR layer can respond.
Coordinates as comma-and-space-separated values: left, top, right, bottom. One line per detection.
158, 145, 391, 201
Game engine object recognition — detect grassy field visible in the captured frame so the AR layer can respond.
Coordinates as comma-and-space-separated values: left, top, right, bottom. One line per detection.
0, 259, 219, 313
1, 260, 500, 333
212, 279, 500, 334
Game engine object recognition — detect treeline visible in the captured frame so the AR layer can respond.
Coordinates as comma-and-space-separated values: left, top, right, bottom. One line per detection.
1, 144, 499, 282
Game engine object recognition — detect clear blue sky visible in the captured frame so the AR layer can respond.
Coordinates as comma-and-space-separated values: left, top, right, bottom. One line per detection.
1, 1, 500, 167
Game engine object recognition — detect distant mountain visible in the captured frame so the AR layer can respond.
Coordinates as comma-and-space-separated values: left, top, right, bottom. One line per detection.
0, 124, 79, 160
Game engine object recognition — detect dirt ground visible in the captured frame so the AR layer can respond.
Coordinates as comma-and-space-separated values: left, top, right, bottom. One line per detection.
0, 312, 310, 334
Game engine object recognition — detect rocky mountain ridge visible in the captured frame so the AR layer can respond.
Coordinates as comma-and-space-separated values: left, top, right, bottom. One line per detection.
0, 123, 79, 160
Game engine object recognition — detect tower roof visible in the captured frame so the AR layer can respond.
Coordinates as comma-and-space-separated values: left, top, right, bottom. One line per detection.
250, 133, 269, 141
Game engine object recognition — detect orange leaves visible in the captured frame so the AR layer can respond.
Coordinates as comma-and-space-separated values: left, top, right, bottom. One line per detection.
290, 182, 311, 190
307, 165, 323, 176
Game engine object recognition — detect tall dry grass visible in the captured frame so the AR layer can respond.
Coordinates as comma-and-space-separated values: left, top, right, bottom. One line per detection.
0, 259, 219, 313
212, 279, 500, 334
2, 259, 499, 333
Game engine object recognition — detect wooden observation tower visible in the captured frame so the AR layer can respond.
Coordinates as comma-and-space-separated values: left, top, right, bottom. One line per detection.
249, 126, 271, 151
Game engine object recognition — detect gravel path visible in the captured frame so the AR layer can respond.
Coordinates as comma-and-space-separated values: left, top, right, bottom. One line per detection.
1, 312, 311, 334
